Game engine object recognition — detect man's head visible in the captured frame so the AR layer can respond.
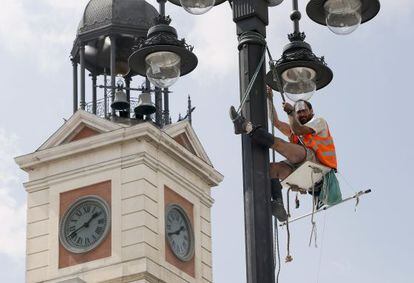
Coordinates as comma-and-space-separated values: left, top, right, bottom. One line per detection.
294, 100, 314, 124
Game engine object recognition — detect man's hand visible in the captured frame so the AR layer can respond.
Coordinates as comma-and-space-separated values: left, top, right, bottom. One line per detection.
283, 102, 294, 114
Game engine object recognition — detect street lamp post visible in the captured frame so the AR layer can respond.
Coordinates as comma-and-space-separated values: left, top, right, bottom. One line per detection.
232, 1, 275, 283
129, 2, 275, 279
129, 1, 381, 282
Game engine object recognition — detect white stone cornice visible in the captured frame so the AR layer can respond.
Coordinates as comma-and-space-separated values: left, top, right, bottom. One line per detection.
141, 150, 215, 206
23, 150, 215, 206
17, 122, 223, 190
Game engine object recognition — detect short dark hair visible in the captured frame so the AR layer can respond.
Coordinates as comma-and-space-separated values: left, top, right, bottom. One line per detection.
297, 100, 312, 110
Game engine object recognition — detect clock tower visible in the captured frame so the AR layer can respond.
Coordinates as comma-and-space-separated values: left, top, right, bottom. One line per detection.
15, 1, 223, 282
15, 111, 223, 283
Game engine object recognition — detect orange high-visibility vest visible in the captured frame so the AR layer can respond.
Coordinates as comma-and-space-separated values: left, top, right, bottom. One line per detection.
291, 128, 337, 170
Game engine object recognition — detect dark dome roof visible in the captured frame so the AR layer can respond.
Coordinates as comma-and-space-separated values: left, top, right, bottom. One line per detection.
78, 0, 159, 35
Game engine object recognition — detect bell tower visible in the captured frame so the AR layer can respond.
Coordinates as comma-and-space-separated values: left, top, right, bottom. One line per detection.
15, 1, 223, 282
71, 0, 163, 122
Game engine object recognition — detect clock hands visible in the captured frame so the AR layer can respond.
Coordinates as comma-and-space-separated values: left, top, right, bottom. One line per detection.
67, 211, 102, 239
168, 226, 185, 236
84, 211, 102, 227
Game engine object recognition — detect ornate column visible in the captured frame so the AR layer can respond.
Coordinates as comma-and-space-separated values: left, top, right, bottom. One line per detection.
91, 74, 97, 114
79, 44, 86, 110
72, 59, 78, 113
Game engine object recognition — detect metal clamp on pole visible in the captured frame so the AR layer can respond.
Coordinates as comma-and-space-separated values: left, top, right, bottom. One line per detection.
238, 31, 267, 49
237, 32, 268, 115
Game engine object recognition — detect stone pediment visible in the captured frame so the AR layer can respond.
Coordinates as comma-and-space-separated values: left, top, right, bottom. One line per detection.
17, 114, 222, 187
163, 120, 212, 166
37, 112, 212, 166
37, 110, 124, 151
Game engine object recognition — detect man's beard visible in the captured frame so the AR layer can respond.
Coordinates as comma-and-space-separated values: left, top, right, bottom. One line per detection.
299, 117, 309, 124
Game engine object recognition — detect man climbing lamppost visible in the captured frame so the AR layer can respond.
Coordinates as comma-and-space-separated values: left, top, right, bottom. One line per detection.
230, 87, 337, 221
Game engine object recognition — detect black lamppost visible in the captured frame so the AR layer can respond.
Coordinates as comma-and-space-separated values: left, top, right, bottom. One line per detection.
129, 1, 380, 283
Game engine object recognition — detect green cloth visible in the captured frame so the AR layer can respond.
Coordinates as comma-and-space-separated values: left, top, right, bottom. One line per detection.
319, 170, 342, 206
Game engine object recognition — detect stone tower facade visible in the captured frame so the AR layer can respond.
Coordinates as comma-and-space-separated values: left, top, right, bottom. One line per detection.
15, 111, 223, 283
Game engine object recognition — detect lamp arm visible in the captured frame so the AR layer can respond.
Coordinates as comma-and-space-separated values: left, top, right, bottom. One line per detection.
288, 0, 307, 42
292, 0, 300, 34
157, 0, 167, 16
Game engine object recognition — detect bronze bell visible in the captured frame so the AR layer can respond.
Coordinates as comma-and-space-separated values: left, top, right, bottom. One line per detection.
111, 89, 130, 111
134, 92, 156, 116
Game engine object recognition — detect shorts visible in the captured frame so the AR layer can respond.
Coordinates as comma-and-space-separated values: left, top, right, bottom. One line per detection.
281, 146, 318, 170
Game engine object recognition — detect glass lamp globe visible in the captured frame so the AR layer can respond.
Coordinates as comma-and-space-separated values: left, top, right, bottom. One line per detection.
179, 0, 215, 15
283, 80, 316, 102
267, 0, 284, 7
324, 0, 362, 35
145, 51, 181, 88
282, 67, 316, 84
282, 67, 316, 101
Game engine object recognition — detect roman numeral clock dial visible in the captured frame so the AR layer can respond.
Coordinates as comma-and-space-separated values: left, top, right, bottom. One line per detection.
60, 196, 111, 254
165, 204, 194, 262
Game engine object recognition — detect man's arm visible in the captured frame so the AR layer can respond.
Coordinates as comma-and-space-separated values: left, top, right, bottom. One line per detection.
266, 87, 292, 137
268, 100, 292, 137
288, 114, 314, 135
282, 103, 314, 135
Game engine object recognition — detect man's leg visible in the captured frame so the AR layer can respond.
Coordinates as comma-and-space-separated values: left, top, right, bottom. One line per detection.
271, 137, 306, 164
270, 161, 294, 180
229, 106, 306, 164
249, 127, 306, 164
244, 130, 291, 221
268, 162, 293, 222
230, 106, 292, 222
270, 178, 287, 221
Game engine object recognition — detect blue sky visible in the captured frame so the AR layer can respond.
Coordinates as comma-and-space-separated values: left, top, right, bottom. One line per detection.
0, 0, 413, 282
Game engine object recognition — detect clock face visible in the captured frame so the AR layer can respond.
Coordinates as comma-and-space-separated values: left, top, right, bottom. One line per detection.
59, 195, 111, 254
165, 204, 194, 262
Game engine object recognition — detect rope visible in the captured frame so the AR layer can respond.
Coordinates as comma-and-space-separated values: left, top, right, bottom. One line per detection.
236, 46, 267, 115
266, 46, 287, 103
273, 217, 282, 283
266, 48, 296, 265
236, 44, 291, 116
336, 171, 360, 211
269, 91, 282, 283
285, 188, 293, 262
337, 171, 357, 194
355, 194, 360, 212
295, 192, 300, 209
266, 71, 293, 264
279, 189, 372, 227
321, 172, 329, 205
309, 170, 318, 248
